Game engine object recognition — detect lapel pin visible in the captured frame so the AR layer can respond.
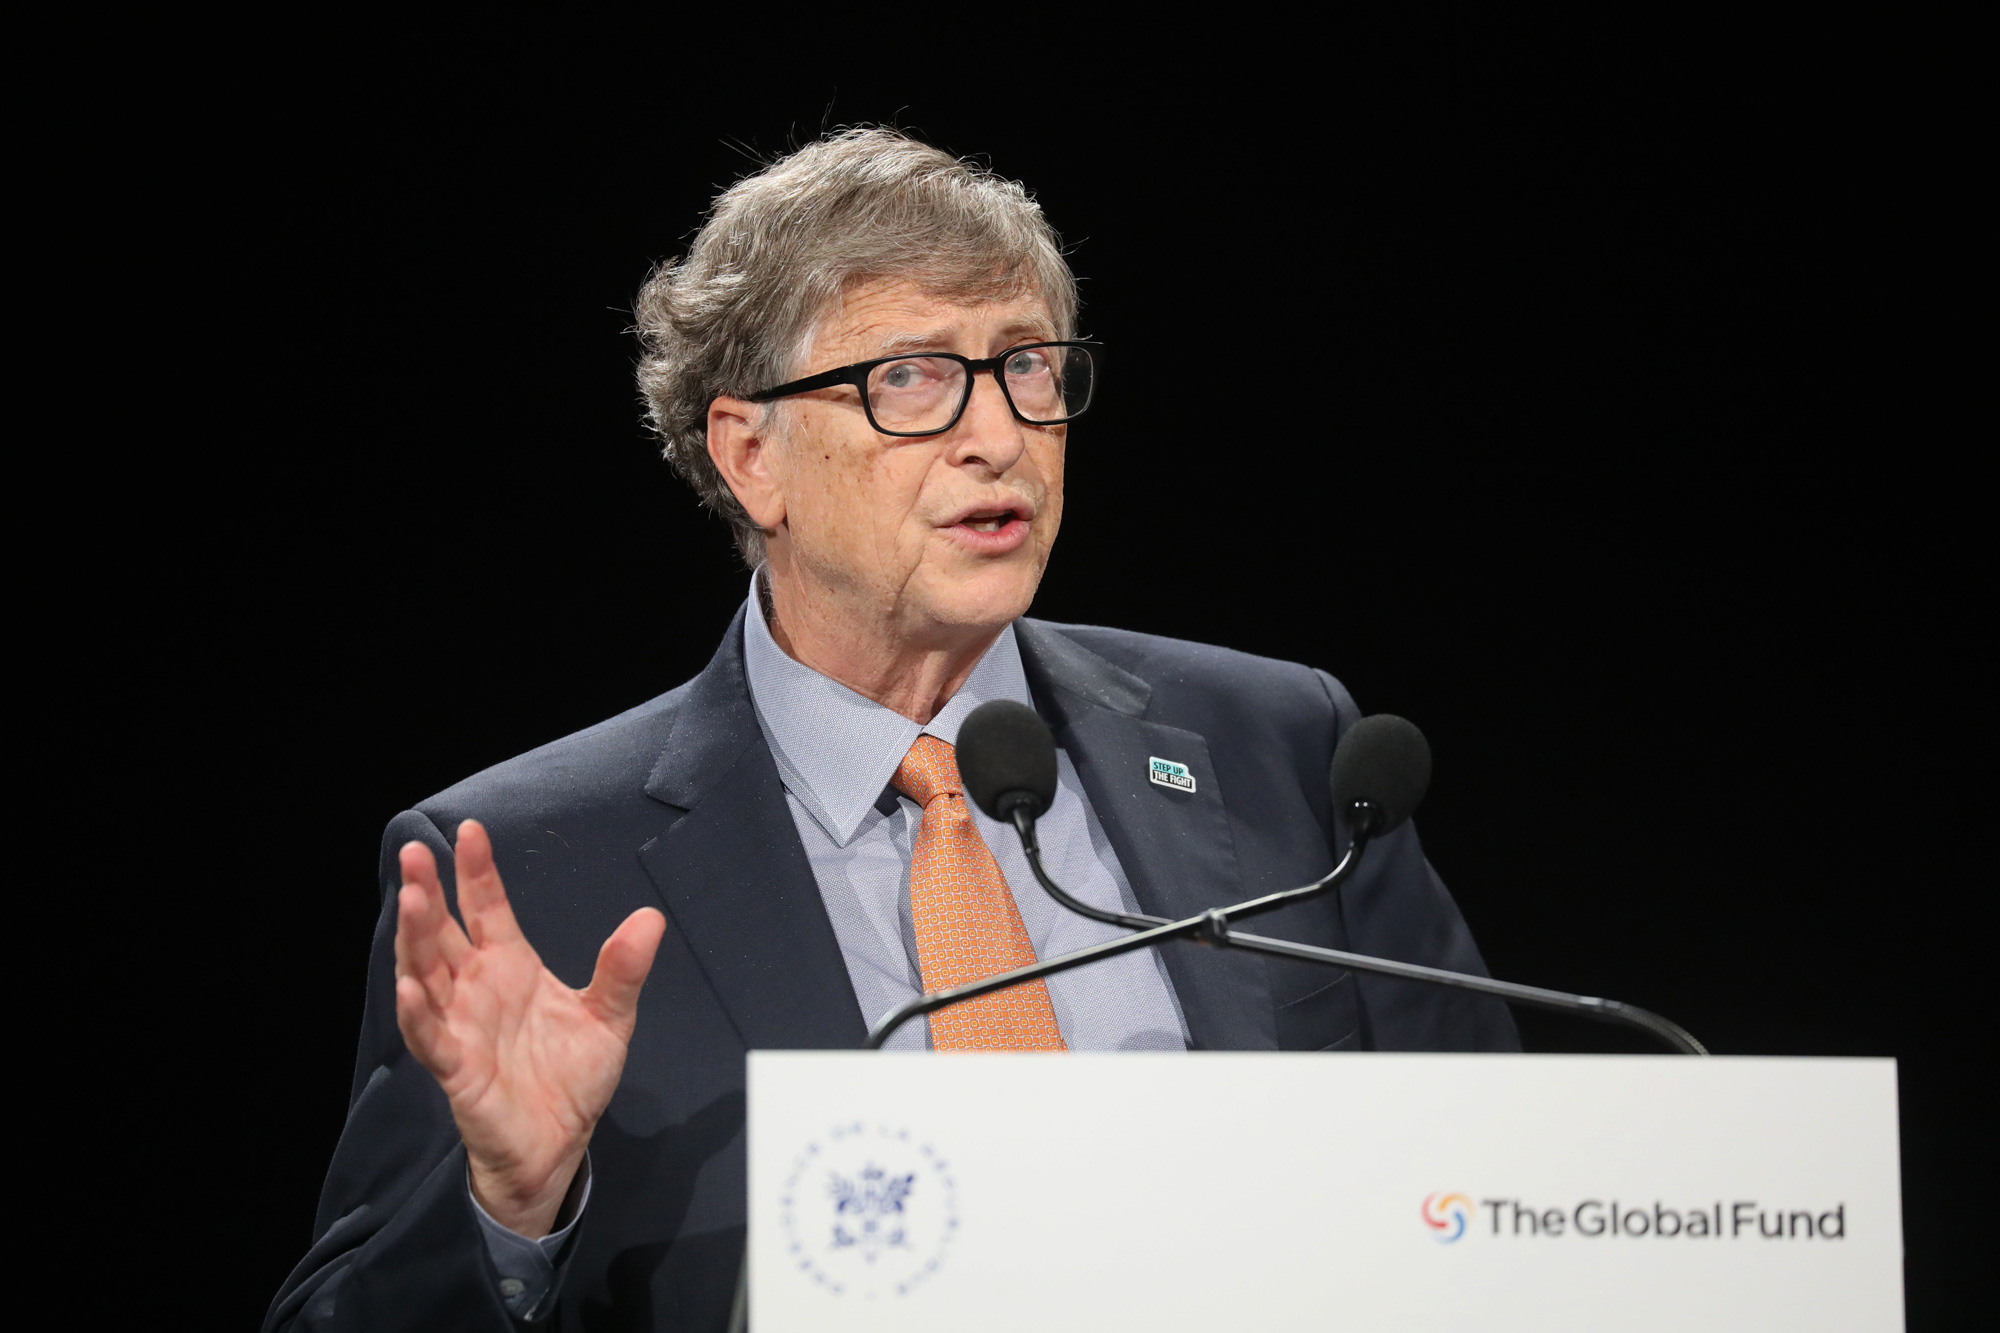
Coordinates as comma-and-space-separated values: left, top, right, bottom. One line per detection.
1148, 756, 1196, 793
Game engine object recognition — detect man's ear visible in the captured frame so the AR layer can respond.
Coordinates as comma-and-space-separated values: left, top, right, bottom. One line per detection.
707, 396, 786, 533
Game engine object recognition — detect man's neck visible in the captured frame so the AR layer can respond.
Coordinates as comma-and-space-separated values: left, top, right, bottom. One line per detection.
762, 568, 1002, 726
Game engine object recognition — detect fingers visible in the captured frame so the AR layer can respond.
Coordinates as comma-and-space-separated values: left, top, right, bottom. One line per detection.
583, 907, 667, 1029
399, 837, 443, 899
395, 973, 464, 1079
453, 820, 525, 949
395, 883, 459, 1015
393, 843, 469, 1002
398, 841, 470, 966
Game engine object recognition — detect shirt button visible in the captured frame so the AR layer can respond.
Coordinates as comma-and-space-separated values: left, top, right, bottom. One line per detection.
499, 1278, 526, 1299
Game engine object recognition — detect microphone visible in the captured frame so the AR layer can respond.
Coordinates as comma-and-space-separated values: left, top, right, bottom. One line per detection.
869, 702, 1708, 1056
1328, 713, 1430, 837
957, 699, 1059, 822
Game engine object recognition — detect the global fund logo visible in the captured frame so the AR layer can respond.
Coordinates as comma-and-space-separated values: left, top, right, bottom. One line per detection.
1425, 1194, 1848, 1242
1421, 1193, 1473, 1242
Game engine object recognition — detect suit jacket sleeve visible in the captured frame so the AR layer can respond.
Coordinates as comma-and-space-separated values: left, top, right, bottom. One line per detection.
1315, 670, 1522, 1052
263, 810, 558, 1331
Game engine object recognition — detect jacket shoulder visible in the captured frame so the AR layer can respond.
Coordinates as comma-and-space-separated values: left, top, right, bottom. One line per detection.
414, 682, 692, 830
1024, 620, 1356, 729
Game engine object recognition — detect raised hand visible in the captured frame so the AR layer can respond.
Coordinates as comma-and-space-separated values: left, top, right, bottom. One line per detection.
393, 819, 666, 1238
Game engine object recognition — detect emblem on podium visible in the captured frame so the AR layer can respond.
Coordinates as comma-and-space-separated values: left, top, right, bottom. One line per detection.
780, 1123, 959, 1299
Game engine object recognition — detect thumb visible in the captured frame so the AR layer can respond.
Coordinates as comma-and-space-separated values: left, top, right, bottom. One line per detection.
583, 907, 667, 1028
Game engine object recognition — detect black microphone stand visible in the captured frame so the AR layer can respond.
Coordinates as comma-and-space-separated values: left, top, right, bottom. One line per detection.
864, 803, 1707, 1056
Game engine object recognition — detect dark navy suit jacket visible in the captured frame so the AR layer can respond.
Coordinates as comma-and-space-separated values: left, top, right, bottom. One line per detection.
267, 611, 1518, 1332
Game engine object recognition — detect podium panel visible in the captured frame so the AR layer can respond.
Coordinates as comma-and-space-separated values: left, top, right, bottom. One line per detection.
747, 1053, 1901, 1331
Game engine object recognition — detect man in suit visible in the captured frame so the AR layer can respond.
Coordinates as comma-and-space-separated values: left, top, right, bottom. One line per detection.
268, 127, 1517, 1333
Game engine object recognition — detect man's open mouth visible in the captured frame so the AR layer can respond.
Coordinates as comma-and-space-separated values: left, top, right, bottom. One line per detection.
943, 500, 1034, 546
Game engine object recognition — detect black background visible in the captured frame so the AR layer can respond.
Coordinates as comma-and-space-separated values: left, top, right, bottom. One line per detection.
144, 17, 1978, 1329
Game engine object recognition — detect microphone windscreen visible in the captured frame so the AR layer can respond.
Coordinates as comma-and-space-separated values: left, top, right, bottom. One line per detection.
1328, 714, 1432, 835
957, 700, 1059, 821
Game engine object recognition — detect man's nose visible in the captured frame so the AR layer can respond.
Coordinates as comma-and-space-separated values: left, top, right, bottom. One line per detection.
944, 369, 1028, 474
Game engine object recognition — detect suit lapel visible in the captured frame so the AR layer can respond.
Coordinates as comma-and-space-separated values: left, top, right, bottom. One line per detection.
638, 606, 867, 1050
1015, 620, 1277, 1051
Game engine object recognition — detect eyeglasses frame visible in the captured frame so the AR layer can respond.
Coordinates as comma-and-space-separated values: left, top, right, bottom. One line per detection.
744, 340, 1101, 438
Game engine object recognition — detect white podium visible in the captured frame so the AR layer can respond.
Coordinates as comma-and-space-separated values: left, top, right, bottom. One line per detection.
747, 1052, 1901, 1331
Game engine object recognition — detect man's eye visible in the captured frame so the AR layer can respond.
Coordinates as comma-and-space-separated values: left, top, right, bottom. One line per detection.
879, 359, 948, 391
1004, 350, 1050, 377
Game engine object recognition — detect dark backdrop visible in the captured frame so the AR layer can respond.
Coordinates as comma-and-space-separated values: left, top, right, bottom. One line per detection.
155, 22, 1976, 1329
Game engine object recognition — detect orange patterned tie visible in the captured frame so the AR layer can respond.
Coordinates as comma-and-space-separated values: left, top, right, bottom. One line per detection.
892, 734, 1067, 1051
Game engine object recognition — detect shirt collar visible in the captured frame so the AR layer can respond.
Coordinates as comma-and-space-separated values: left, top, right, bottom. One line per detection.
741, 568, 1035, 848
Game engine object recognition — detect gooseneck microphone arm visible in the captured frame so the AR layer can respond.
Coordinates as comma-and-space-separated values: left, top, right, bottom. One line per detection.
1005, 805, 1367, 932
1007, 804, 1708, 1057
867, 800, 1708, 1055
921, 700, 1709, 1057
1188, 921, 1707, 1055
863, 814, 1376, 1049
1007, 804, 1151, 929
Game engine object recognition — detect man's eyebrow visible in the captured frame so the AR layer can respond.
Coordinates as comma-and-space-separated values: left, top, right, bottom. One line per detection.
996, 318, 1057, 342
872, 319, 1057, 356
874, 327, 961, 355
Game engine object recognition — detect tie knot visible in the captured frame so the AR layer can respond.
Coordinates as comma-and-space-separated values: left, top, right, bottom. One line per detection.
891, 734, 962, 808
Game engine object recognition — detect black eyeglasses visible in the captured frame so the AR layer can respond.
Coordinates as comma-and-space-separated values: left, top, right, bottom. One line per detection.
746, 340, 1099, 437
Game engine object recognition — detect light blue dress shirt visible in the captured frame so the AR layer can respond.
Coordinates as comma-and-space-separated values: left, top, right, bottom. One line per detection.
480, 576, 1189, 1306
741, 573, 1189, 1051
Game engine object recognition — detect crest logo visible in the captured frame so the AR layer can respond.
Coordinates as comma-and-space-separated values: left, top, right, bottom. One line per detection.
1423, 1192, 1472, 1243
782, 1123, 958, 1298
830, 1163, 914, 1259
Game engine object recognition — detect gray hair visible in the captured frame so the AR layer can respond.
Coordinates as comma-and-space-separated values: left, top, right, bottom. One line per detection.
633, 127, 1079, 567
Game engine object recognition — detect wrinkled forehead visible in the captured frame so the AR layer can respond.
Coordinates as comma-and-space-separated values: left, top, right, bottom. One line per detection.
806, 274, 1057, 366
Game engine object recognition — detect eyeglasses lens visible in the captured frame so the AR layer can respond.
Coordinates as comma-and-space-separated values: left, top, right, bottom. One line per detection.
866, 356, 964, 433
864, 345, 1094, 433
1003, 345, 1094, 424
